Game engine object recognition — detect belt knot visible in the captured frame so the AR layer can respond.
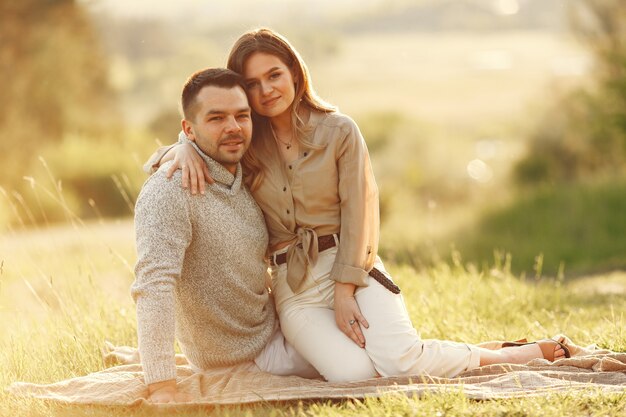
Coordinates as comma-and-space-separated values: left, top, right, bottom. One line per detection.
285, 227, 319, 292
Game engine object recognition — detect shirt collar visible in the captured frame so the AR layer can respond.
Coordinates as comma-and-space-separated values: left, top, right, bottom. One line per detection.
189, 141, 243, 193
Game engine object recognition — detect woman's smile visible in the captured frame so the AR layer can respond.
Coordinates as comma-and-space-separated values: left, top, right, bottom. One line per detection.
262, 96, 281, 107
243, 52, 296, 119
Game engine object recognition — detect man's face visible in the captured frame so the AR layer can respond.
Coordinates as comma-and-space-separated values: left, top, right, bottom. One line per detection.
182, 85, 252, 174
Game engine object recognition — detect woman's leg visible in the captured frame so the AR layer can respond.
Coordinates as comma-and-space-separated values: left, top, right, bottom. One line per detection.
355, 259, 574, 376
354, 258, 483, 378
271, 248, 378, 383
279, 301, 378, 382
477, 341, 568, 365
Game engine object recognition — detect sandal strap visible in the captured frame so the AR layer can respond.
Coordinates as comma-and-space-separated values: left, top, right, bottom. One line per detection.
502, 339, 571, 361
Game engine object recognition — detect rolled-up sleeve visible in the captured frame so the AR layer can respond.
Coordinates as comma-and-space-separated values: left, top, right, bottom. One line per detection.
329, 119, 379, 286
143, 144, 177, 174
142, 132, 192, 174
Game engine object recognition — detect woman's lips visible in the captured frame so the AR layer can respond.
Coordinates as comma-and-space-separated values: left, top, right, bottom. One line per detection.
262, 96, 280, 107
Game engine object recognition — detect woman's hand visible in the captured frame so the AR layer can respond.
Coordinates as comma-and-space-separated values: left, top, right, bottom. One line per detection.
165, 143, 214, 194
334, 282, 369, 348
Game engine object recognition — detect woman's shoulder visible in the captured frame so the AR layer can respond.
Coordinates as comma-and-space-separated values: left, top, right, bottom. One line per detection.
313, 111, 357, 131
307, 111, 359, 146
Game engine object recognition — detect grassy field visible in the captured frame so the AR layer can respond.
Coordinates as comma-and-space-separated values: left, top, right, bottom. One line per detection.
1, 27, 623, 417
379, 177, 626, 279
1, 219, 625, 416
453, 179, 626, 278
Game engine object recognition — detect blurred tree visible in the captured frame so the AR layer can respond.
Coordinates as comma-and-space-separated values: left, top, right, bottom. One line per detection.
0, 0, 119, 189
515, 0, 626, 184
148, 108, 182, 144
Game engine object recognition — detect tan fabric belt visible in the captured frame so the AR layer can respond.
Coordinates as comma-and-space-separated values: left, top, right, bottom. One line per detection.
269, 234, 400, 294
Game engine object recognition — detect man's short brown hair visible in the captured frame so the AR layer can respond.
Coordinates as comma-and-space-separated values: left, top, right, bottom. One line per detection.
181, 68, 246, 120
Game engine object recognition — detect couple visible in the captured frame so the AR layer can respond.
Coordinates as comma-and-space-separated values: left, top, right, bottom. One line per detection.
133, 28, 577, 403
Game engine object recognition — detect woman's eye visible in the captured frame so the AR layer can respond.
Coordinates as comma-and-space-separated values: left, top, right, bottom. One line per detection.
246, 82, 258, 90
270, 72, 281, 79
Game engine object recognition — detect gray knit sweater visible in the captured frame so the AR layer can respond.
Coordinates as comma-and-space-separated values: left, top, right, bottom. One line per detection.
132, 145, 275, 384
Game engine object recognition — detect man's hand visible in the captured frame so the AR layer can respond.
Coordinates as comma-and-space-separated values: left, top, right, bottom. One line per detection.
147, 379, 192, 404
334, 282, 369, 348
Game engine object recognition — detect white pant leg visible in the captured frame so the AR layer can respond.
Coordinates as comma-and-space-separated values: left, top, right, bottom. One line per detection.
271, 247, 480, 381
355, 258, 481, 378
280, 300, 378, 382
271, 247, 378, 383
190, 321, 320, 378
253, 320, 321, 379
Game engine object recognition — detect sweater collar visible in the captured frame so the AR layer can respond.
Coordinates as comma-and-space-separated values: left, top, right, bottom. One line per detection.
189, 141, 243, 193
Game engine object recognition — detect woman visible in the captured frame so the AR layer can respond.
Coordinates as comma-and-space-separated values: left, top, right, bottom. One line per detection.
147, 28, 577, 382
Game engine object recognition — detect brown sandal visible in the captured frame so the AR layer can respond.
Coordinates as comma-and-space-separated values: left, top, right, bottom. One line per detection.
502, 339, 571, 361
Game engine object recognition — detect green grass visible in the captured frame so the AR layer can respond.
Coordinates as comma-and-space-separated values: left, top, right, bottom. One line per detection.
448, 179, 626, 278
1, 220, 625, 416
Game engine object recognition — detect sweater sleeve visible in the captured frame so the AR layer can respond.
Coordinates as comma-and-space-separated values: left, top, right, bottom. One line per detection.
142, 131, 192, 174
329, 117, 379, 286
131, 172, 192, 384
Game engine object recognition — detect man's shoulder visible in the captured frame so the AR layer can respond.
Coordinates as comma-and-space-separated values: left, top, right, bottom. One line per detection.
137, 163, 186, 203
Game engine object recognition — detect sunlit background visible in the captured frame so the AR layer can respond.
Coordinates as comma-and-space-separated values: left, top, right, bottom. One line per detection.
1, 0, 625, 280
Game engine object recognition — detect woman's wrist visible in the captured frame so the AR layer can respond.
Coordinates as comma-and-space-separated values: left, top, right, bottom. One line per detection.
334, 281, 357, 297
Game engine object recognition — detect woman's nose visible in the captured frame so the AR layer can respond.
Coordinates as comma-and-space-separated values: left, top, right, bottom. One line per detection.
261, 81, 273, 95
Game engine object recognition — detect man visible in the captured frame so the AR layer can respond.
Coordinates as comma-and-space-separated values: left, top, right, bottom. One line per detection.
132, 68, 317, 404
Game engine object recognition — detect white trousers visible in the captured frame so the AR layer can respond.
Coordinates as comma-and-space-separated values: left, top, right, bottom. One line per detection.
270, 246, 481, 382
190, 321, 320, 379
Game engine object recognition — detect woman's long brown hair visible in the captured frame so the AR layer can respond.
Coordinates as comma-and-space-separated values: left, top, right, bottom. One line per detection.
227, 28, 335, 191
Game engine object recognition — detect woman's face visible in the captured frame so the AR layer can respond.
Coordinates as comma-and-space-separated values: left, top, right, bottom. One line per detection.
242, 52, 296, 120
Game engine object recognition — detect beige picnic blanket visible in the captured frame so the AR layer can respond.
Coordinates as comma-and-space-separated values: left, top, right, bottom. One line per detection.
7, 343, 626, 406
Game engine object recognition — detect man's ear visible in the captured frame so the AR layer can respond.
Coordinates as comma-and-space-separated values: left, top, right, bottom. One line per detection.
181, 119, 196, 142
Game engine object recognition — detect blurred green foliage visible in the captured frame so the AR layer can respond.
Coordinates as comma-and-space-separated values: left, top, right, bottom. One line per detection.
453, 179, 626, 277
0, 0, 120, 173
1, 0, 624, 282
0, 0, 127, 224
515, 0, 626, 185
357, 112, 404, 154
454, 0, 626, 278
148, 108, 183, 145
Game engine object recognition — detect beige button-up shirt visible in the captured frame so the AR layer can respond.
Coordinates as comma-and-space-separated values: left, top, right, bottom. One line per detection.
145, 111, 379, 292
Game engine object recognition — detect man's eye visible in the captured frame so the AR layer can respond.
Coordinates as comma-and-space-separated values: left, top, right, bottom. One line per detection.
237, 114, 250, 120
209, 116, 223, 122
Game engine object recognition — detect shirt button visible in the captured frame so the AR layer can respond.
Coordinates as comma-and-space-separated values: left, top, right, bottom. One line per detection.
283, 187, 287, 191
303, 152, 308, 156
286, 209, 290, 214
288, 165, 292, 169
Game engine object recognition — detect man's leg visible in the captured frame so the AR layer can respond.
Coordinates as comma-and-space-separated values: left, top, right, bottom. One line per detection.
254, 320, 321, 379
